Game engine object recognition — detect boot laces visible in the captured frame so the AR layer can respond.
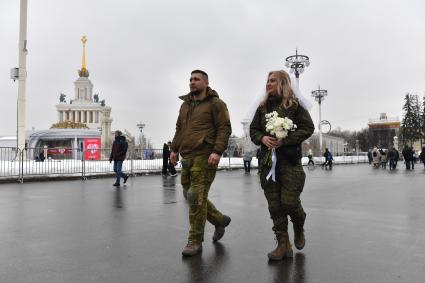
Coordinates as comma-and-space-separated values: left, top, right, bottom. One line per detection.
186, 240, 198, 247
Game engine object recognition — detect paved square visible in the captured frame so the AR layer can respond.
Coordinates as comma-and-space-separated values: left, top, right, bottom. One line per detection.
0, 164, 424, 282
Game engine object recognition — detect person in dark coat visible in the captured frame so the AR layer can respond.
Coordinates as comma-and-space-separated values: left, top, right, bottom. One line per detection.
243, 150, 253, 173
367, 150, 373, 165
402, 145, 414, 170
36, 150, 45, 162
167, 141, 177, 177
387, 147, 397, 170
402, 145, 409, 169
322, 148, 333, 169
409, 147, 415, 169
394, 148, 400, 168
109, 130, 129, 186
162, 143, 171, 176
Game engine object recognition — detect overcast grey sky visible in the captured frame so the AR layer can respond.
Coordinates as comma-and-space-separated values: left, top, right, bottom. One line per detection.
1, 0, 425, 147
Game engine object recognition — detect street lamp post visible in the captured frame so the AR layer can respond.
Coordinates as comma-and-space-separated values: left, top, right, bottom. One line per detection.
15, 0, 28, 156
285, 48, 310, 89
311, 86, 328, 153
136, 122, 146, 158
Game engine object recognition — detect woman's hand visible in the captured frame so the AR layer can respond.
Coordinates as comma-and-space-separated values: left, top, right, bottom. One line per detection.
261, 136, 279, 149
274, 139, 283, 148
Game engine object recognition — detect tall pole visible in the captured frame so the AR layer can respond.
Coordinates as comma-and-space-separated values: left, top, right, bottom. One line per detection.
295, 76, 300, 91
311, 86, 328, 154
318, 97, 322, 152
17, 0, 28, 153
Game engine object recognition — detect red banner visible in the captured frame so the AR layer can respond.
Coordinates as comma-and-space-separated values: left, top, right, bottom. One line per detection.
47, 148, 72, 156
84, 138, 101, 160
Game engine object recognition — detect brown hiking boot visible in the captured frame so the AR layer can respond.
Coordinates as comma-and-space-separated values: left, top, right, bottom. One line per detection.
267, 232, 293, 260
182, 240, 202, 256
294, 227, 305, 250
212, 215, 231, 242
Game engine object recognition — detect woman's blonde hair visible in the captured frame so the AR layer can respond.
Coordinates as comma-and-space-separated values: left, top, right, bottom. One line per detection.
262, 70, 298, 109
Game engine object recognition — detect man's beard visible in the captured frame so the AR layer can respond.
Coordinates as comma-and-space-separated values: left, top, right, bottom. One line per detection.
190, 90, 201, 96
190, 88, 205, 96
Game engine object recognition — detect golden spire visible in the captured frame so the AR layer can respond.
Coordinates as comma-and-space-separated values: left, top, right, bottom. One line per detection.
78, 35, 89, 77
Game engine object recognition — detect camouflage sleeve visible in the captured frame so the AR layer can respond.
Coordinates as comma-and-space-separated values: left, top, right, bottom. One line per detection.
170, 105, 183, 153
212, 100, 232, 155
281, 106, 315, 146
249, 107, 264, 146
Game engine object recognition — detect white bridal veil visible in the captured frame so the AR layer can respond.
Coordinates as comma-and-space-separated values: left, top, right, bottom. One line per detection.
245, 74, 313, 125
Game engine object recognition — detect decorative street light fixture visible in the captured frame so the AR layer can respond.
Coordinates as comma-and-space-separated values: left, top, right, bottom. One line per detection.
311, 86, 328, 153
285, 48, 310, 89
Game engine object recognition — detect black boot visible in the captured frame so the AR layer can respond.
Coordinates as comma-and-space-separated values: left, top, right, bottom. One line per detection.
213, 215, 231, 242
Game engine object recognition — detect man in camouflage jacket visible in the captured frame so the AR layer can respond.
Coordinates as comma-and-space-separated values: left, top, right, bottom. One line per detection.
170, 70, 232, 256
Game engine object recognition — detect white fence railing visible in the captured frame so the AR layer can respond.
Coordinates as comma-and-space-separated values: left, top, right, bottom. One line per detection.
0, 147, 368, 183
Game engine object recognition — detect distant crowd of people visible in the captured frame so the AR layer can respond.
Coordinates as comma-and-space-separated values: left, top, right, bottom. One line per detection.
368, 146, 425, 170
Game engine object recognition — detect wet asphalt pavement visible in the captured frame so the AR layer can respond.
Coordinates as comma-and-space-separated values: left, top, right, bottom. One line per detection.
0, 164, 424, 283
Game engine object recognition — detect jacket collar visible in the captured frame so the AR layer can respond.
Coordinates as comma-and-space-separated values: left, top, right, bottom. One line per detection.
179, 87, 218, 102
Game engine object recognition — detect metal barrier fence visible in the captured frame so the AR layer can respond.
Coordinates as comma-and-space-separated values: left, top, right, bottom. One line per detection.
21, 147, 83, 181
0, 147, 21, 179
0, 147, 247, 182
0, 147, 368, 183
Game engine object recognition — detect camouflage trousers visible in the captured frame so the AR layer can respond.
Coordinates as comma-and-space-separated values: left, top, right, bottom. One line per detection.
181, 155, 224, 242
260, 160, 307, 235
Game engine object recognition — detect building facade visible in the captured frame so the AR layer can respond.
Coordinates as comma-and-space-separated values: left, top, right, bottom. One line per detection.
368, 113, 400, 149
303, 133, 345, 156
26, 36, 114, 159
54, 36, 112, 150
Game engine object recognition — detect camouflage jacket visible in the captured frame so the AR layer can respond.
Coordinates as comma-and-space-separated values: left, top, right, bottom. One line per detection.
171, 87, 232, 158
250, 100, 314, 164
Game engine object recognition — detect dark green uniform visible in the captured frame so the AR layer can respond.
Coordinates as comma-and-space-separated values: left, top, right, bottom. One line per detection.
250, 99, 314, 236
180, 155, 224, 241
171, 87, 232, 243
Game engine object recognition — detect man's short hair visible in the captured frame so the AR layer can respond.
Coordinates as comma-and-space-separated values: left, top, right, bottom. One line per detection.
191, 69, 208, 79
115, 130, 122, 136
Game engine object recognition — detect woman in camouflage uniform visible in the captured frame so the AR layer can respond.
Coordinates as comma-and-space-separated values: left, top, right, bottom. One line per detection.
250, 70, 314, 260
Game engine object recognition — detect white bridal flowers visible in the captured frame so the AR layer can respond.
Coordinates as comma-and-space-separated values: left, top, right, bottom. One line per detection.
264, 111, 297, 181
265, 111, 297, 139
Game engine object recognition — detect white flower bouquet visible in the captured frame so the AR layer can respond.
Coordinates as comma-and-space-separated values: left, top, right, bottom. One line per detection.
263, 111, 297, 181
265, 111, 297, 140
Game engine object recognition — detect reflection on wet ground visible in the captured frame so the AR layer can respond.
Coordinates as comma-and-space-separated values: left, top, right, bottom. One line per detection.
1, 165, 424, 282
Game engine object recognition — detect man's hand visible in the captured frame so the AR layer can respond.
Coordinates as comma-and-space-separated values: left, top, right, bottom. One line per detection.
261, 136, 279, 149
170, 152, 178, 166
208, 153, 221, 166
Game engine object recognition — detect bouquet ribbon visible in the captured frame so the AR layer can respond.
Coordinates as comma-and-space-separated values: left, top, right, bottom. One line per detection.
266, 148, 277, 182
